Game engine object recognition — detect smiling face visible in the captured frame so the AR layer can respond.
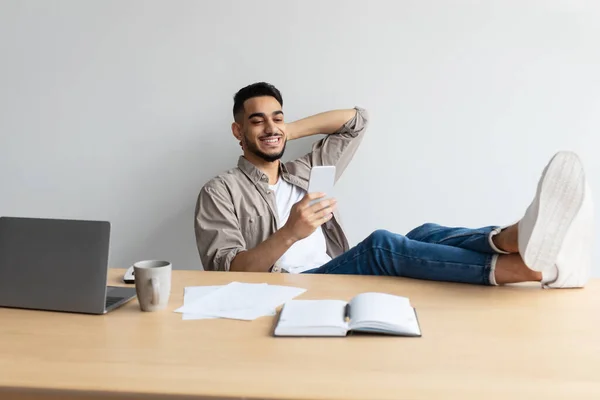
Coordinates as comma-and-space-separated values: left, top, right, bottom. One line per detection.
232, 96, 287, 163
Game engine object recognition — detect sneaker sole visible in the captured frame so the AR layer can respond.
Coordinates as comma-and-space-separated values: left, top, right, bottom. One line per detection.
520, 151, 585, 271
545, 182, 594, 289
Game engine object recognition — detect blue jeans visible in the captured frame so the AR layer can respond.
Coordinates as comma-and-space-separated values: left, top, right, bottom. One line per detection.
302, 223, 501, 285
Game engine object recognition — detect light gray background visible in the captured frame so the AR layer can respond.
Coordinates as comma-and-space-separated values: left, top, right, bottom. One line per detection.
1, 0, 598, 273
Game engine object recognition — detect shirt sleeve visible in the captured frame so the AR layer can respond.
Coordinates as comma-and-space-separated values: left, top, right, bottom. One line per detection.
195, 181, 246, 271
288, 107, 369, 182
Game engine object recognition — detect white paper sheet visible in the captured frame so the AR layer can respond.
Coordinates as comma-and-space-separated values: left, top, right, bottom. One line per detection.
180, 285, 275, 320
183, 307, 276, 321
175, 282, 266, 314
175, 282, 306, 321
183, 285, 223, 304
176, 285, 223, 320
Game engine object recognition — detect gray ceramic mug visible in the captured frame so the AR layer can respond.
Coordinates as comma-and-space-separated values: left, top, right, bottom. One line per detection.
133, 260, 172, 312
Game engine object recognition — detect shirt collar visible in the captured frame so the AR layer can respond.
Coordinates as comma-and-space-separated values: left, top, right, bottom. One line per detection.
237, 156, 287, 184
236, 156, 307, 191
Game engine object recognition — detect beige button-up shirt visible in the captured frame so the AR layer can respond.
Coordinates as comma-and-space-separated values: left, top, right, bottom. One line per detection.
194, 107, 369, 272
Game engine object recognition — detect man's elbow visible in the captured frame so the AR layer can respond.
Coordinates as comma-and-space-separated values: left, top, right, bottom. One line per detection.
229, 251, 252, 272
207, 248, 247, 272
198, 249, 229, 272
353, 107, 369, 134
229, 251, 273, 273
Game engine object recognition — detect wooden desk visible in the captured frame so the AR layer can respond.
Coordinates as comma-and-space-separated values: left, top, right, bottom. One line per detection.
1, 269, 599, 400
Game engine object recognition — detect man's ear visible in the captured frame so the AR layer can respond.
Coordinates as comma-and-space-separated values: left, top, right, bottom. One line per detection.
231, 122, 242, 141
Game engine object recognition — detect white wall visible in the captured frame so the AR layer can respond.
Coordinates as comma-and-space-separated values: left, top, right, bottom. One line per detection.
1, 0, 599, 274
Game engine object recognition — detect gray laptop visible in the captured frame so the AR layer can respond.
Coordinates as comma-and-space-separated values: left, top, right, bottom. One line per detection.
0, 216, 136, 314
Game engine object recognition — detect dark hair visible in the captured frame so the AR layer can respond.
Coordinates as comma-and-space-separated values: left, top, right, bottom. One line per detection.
233, 82, 283, 121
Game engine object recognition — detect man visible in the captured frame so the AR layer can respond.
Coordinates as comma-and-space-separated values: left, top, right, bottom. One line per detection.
195, 82, 594, 288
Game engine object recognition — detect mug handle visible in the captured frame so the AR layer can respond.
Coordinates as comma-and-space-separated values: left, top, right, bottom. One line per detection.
151, 278, 160, 306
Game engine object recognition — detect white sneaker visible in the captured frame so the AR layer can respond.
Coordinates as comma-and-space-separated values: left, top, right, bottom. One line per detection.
518, 151, 591, 285
544, 181, 594, 288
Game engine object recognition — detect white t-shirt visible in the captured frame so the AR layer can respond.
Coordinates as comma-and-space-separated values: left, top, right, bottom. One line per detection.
269, 178, 332, 274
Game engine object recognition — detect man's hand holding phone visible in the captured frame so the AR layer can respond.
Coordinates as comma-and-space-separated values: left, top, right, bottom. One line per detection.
280, 165, 337, 243
282, 193, 337, 242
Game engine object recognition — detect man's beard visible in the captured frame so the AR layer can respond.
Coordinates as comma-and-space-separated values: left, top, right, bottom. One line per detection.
245, 134, 287, 162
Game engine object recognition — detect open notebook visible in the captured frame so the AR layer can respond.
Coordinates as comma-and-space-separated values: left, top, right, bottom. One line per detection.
273, 292, 421, 337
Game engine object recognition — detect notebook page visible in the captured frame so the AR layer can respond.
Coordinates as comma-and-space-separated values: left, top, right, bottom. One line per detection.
348, 292, 417, 332
277, 300, 348, 328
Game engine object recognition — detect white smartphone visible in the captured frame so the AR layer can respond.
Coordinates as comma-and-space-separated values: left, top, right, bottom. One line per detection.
307, 165, 336, 206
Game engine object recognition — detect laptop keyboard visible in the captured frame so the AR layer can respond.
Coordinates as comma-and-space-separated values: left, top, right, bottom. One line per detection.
105, 296, 124, 308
